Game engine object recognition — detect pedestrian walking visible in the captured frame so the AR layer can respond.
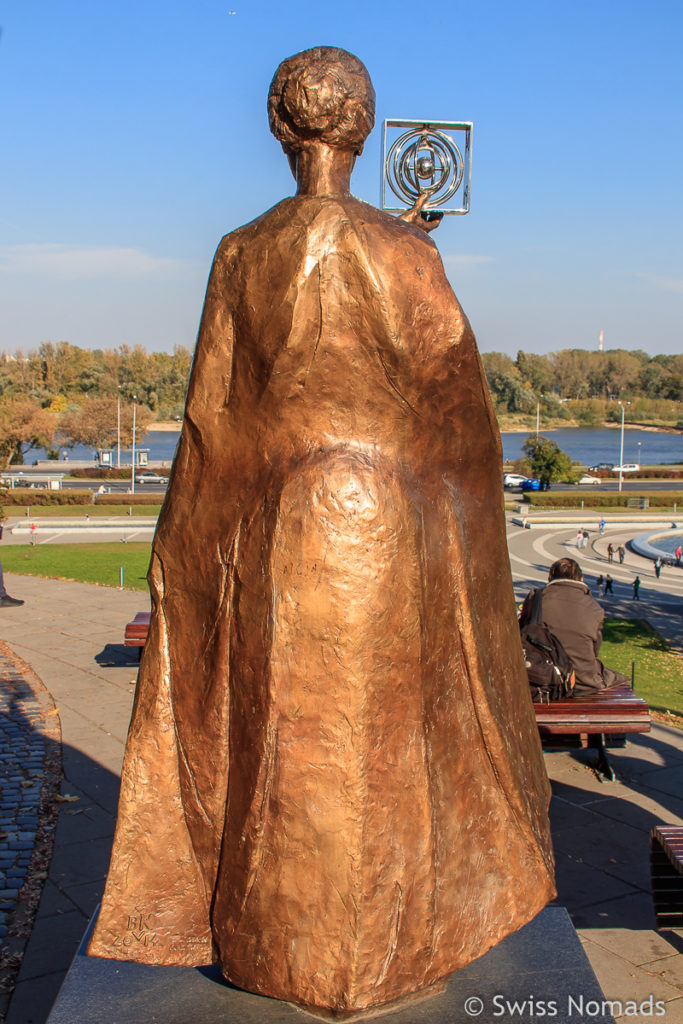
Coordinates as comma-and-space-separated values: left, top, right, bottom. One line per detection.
30, 523, 37, 546
582, 529, 589, 549
596, 574, 604, 595
654, 557, 662, 580
576, 529, 583, 550
618, 544, 626, 564
607, 543, 614, 564
599, 518, 606, 535
676, 544, 682, 566
632, 575, 641, 600
604, 574, 613, 595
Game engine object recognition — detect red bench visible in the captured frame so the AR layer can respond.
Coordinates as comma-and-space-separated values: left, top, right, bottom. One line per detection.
534, 682, 650, 780
650, 826, 683, 929
124, 611, 151, 655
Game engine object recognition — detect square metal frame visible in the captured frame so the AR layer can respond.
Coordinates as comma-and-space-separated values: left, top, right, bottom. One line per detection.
381, 119, 473, 215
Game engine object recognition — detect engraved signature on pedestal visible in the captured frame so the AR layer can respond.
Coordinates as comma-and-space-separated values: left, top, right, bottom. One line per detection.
112, 911, 159, 949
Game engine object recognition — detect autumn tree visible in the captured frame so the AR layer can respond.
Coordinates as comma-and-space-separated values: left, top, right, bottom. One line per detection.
0, 399, 57, 468
548, 350, 590, 400
59, 398, 151, 453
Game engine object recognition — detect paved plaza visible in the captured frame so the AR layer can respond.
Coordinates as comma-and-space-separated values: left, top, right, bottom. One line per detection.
0, 515, 681, 1022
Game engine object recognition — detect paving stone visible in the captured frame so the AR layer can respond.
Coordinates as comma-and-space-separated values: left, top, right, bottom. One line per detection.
5, 970, 66, 1024
14, 909, 88, 981
579, 936, 681, 1006
639, 954, 683, 988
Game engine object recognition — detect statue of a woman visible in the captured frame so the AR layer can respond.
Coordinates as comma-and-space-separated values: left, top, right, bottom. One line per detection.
88, 46, 555, 1017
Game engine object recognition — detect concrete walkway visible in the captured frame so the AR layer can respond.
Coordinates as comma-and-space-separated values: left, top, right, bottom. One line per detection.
0, 549, 681, 1021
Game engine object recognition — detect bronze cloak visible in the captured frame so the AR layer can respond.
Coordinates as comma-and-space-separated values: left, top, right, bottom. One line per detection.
88, 194, 555, 1016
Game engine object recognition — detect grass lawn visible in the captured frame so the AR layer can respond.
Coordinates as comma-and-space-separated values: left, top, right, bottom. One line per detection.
602, 618, 683, 722
5, 505, 161, 518
1, 543, 152, 592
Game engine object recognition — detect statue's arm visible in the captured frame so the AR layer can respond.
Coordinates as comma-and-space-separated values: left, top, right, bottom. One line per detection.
397, 192, 444, 234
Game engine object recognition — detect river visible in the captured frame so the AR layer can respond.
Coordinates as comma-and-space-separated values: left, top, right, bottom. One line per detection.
24, 426, 683, 468
501, 427, 682, 467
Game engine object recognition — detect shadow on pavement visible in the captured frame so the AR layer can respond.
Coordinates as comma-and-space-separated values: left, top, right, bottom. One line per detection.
545, 730, 683, 938
94, 644, 141, 668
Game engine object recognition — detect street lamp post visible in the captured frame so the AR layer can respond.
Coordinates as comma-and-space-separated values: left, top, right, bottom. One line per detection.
117, 388, 121, 469
637, 440, 642, 469
617, 401, 626, 493
131, 395, 137, 495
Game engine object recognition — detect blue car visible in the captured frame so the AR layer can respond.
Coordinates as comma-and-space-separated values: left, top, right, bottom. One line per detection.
521, 478, 542, 491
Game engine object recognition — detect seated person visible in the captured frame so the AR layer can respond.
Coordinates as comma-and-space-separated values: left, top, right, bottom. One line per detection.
519, 557, 628, 693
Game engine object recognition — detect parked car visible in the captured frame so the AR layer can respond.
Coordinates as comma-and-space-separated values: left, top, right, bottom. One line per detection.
588, 463, 614, 472
612, 463, 640, 473
521, 478, 542, 491
134, 471, 168, 485
578, 474, 601, 485
503, 473, 528, 488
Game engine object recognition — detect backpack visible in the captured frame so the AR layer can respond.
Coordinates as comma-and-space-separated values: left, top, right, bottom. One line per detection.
520, 588, 576, 703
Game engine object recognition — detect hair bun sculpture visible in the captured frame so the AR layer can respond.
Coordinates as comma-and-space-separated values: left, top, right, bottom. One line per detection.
268, 46, 375, 155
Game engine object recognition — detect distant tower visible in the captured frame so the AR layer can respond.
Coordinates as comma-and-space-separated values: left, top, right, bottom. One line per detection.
598, 329, 604, 352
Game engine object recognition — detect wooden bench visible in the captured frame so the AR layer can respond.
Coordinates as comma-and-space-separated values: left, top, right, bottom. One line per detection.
534, 683, 650, 780
124, 611, 151, 656
650, 826, 683, 929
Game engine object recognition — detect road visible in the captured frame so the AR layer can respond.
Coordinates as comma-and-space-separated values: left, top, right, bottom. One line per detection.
507, 480, 681, 494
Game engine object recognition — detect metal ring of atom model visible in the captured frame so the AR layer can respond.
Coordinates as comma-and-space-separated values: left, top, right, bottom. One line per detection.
386, 128, 464, 209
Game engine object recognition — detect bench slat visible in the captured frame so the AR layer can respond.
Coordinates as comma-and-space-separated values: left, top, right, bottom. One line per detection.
534, 683, 650, 736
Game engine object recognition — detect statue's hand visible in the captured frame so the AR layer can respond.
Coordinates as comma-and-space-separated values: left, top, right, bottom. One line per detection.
398, 192, 444, 234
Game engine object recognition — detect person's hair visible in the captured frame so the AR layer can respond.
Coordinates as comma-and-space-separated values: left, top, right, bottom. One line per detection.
548, 558, 583, 582
268, 46, 375, 156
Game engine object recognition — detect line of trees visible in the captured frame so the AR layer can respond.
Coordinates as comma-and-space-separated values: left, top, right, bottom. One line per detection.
0, 341, 192, 419
483, 349, 683, 421
0, 342, 188, 468
0, 341, 681, 469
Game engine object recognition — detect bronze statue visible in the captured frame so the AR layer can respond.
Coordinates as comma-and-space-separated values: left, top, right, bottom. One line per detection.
88, 46, 555, 1018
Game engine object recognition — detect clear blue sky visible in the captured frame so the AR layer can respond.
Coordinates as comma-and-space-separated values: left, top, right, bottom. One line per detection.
2, 0, 682, 357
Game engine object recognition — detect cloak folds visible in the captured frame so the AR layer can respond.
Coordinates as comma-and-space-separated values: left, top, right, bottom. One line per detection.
88, 195, 555, 1016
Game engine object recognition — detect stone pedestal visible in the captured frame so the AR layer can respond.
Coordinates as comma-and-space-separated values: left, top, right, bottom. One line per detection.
48, 907, 615, 1023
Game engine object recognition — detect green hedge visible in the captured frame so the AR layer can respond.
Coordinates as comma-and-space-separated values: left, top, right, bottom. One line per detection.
68, 468, 169, 480
601, 469, 683, 480
95, 493, 164, 506
528, 491, 683, 508
2, 489, 94, 506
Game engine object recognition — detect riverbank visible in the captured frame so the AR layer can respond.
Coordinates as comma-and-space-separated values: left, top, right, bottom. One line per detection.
497, 415, 683, 433
153, 415, 683, 435
148, 420, 182, 431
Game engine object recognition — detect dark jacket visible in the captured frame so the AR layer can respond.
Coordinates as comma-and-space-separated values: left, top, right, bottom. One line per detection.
520, 579, 627, 692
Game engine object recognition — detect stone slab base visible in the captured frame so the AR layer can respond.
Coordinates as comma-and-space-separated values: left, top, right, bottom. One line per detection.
47, 907, 615, 1023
